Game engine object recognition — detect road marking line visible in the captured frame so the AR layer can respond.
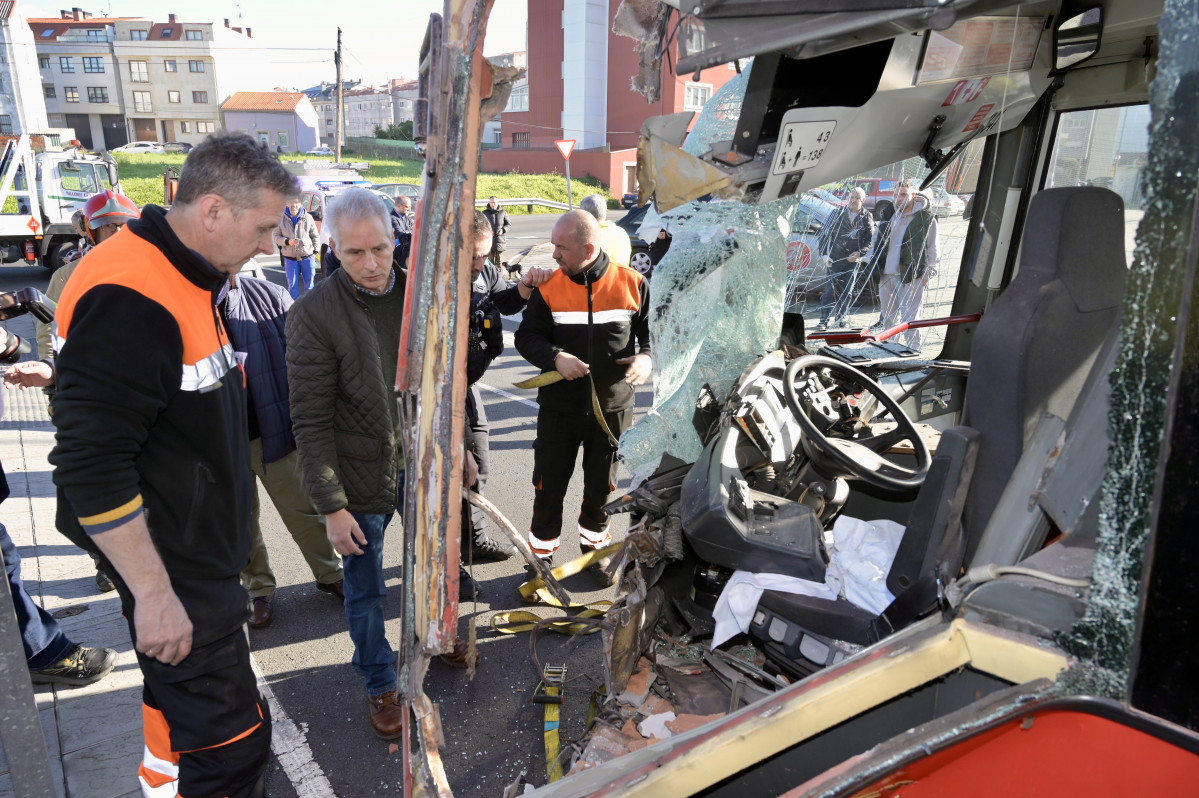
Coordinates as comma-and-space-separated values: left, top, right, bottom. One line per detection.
478, 381, 540, 410
251, 655, 338, 798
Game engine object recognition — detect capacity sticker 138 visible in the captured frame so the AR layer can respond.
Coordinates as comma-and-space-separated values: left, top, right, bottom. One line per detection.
772, 120, 837, 175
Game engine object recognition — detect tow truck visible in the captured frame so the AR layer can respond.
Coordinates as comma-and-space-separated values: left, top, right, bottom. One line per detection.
0, 135, 122, 271
373, 0, 1199, 794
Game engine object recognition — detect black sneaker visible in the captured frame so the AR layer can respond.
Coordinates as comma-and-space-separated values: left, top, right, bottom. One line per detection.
458, 565, 483, 601
524, 554, 553, 580
465, 535, 517, 562
29, 643, 117, 687
95, 569, 115, 593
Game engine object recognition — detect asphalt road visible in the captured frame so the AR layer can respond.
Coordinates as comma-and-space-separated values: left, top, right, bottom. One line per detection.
0, 251, 648, 797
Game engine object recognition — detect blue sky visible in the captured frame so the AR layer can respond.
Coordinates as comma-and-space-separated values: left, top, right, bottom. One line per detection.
25, 1, 528, 90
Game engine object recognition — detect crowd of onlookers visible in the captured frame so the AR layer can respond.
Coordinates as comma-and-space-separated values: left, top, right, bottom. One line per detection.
1, 132, 652, 796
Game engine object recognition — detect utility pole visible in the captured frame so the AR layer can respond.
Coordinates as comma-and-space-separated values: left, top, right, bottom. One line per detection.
335, 27, 344, 163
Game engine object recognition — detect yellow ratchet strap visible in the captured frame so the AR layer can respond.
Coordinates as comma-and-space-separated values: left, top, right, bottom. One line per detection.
518, 542, 622, 608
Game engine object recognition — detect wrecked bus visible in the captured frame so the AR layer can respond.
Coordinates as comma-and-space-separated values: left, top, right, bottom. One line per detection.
399, 0, 1199, 794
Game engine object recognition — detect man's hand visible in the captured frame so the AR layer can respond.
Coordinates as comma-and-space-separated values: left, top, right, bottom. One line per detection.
464, 450, 478, 488
554, 352, 590, 380
4, 361, 54, 389
848, 250, 861, 263
517, 265, 554, 299
326, 508, 367, 556
616, 353, 652, 386
134, 585, 193, 666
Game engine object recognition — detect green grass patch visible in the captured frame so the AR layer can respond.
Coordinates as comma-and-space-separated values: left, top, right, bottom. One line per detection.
111, 152, 615, 214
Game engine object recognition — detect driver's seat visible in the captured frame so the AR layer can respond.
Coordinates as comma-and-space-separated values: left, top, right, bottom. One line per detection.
752, 186, 1129, 676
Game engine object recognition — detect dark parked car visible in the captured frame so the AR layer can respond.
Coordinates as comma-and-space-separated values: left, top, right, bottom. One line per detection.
162, 141, 193, 154
615, 204, 653, 274
621, 192, 640, 209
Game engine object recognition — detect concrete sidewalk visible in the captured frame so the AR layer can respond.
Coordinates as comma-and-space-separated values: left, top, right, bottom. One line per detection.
1, 322, 143, 798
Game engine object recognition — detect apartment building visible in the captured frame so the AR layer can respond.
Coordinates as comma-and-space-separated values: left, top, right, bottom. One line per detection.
343, 86, 393, 138
389, 78, 418, 127
29, 8, 132, 149
303, 80, 359, 145
0, 1, 50, 137
112, 15, 266, 147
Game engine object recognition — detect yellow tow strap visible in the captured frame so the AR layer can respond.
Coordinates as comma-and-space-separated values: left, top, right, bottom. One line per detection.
514, 371, 565, 389
513, 371, 620, 448
518, 542, 622, 608
490, 608, 609, 636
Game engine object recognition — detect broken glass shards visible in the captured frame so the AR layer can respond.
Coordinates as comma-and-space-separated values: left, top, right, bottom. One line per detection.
620, 197, 799, 484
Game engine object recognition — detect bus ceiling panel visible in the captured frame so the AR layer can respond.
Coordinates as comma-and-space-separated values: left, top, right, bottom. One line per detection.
671, 0, 1052, 74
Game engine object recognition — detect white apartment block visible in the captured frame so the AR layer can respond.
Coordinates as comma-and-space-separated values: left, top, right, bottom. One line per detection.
112, 15, 267, 147
0, 2, 50, 137
343, 86, 393, 139
31, 9, 128, 149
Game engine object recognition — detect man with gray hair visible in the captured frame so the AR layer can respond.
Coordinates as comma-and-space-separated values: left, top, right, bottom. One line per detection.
50, 132, 296, 797
816, 186, 874, 329
285, 186, 415, 739
580, 193, 632, 269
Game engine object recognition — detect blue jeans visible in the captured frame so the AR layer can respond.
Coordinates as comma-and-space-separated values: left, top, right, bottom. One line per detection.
285, 257, 315, 299
343, 473, 404, 696
2, 522, 71, 668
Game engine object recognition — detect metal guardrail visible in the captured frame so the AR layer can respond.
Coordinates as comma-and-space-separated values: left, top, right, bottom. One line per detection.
475, 197, 571, 212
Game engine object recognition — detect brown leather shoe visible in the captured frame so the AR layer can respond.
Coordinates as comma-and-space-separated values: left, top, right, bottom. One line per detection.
248, 597, 273, 629
316, 579, 345, 602
368, 690, 404, 739
438, 638, 475, 670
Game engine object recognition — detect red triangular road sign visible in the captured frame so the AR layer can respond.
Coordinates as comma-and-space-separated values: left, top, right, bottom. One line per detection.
554, 139, 576, 161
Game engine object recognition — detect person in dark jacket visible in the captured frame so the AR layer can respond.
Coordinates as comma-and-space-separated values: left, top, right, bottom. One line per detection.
515, 210, 651, 585
392, 195, 414, 268
817, 187, 874, 328
286, 186, 413, 740
49, 132, 296, 798
483, 196, 511, 265
463, 212, 553, 564
219, 274, 345, 629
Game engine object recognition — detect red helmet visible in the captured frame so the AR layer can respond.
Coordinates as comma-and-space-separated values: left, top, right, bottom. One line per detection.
82, 190, 140, 237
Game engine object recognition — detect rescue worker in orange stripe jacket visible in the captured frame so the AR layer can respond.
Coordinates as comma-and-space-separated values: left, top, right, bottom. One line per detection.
49, 133, 297, 798
515, 210, 652, 584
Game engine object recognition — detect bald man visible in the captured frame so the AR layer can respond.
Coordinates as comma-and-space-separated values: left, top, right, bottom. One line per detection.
514, 210, 651, 585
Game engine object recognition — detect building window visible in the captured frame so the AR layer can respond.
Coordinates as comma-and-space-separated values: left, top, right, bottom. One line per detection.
684, 82, 712, 110
160, 27, 173, 38
185, 30, 202, 40
0, 116, 11, 135
188, 60, 205, 73
83, 57, 104, 73
192, 91, 208, 104
168, 90, 181, 103
513, 132, 530, 149
180, 122, 191, 133
198, 121, 216, 133
326, 118, 333, 126
87, 29, 104, 40
39, 56, 50, 68
505, 84, 528, 113
131, 30, 147, 40
130, 61, 148, 83
41, 29, 55, 37
87, 87, 109, 103
164, 60, 177, 72
64, 87, 79, 103
277, 132, 289, 149
43, 85, 55, 98
59, 56, 75, 73
133, 91, 152, 113
493, 129, 502, 145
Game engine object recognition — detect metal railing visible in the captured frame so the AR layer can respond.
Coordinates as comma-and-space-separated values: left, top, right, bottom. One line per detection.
475, 197, 570, 212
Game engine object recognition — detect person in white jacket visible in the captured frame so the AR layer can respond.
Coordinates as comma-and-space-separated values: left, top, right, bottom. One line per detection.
274, 197, 321, 299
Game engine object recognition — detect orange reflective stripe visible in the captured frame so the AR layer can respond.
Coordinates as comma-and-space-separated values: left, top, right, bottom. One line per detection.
176, 701, 265, 754
538, 264, 644, 315
140, 703, 180, 791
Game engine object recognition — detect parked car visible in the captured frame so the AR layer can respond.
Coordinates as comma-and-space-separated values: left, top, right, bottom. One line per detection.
849, 176, 900, 212
621, 191, 641, 209
373, 182, 422, 201
783, 194, 841, 308
162, 141, 192, 154
306, 145, 335, 156
807, 187, 847, 207
928, 185, 967, 217
615, 204, 653, 274
110, 141, 164, 155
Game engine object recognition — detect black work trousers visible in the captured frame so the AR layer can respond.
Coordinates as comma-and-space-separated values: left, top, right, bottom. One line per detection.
463, 384, 491, 546
529, 404, 632, 550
